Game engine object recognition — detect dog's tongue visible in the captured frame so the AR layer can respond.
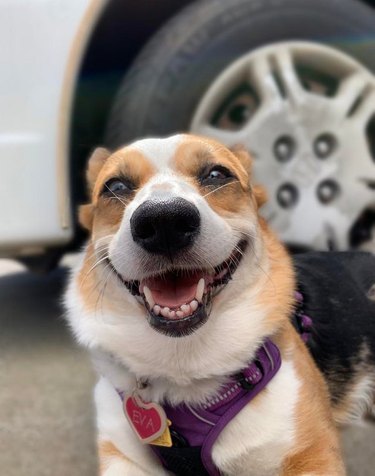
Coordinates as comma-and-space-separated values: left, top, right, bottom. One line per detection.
141, 271, 210, 308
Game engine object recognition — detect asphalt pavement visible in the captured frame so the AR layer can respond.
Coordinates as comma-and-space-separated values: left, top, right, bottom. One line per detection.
0, 258, 374, 476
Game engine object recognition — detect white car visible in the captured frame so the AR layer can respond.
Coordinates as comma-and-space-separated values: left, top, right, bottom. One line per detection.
1, 0, 374, 270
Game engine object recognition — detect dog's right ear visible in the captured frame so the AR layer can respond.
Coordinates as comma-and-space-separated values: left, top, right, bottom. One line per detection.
79, 147, 111, 231
86, 147, 111, 194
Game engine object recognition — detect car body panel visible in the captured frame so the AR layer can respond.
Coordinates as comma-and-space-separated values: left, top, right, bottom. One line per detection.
0, 0, 106, 257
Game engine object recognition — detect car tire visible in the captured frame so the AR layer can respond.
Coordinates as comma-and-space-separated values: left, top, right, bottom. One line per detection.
105, 0, 375, 148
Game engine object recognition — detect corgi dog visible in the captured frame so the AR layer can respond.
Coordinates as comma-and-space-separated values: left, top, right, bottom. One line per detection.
65, 134, 375, 476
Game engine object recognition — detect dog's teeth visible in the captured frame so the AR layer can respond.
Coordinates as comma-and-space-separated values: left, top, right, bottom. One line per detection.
176, 310, 184, 318
195, 278, 205, 302
143, 286, 155, 308
181, 304, 190, 314
190, 300, 198, 311
153, 305, 161, 315
161, 307, 170, 318
169, 310, 176, 319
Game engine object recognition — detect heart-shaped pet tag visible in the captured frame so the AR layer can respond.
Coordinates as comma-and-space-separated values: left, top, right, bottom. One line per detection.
124, 393, 167, 444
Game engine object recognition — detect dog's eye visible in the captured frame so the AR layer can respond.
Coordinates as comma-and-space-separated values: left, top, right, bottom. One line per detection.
208, 169, 227, 180
200, 165, 234, 186
102, 178, 133, 196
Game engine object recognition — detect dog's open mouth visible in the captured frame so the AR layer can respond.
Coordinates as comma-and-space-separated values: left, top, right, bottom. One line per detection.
110, 239, 248, 337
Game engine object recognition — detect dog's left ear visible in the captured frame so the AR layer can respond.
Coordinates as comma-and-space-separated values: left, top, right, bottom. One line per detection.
253, 184, 268, 208
230, 144, 253, 176
230, 144, 267, 208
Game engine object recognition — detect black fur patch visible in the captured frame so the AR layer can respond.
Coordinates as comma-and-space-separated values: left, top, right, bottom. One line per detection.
293, 252, 375, 406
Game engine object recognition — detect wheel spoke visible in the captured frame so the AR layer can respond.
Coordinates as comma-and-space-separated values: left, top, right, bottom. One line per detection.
273, 48, 305, 104
351, 89, 375, 125
334, 71, 371, 119
247, 55, 284, 104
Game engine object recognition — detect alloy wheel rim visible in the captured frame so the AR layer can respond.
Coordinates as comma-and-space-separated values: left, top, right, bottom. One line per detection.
191, 42, 375, 250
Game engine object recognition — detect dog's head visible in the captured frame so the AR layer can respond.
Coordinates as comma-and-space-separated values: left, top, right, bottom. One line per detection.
68, 135, 293, 379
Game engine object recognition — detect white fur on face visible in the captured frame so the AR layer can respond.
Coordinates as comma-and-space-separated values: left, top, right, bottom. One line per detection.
131, 134, 185, 168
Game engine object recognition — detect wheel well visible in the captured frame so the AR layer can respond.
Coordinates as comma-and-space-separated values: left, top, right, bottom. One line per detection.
69, 0, 193, 248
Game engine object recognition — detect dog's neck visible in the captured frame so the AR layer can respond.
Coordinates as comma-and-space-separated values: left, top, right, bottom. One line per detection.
91, 316, 290, 407
92, 346, 261, 407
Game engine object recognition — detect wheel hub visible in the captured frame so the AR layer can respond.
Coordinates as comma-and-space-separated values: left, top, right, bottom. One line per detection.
191, 42, 375, 250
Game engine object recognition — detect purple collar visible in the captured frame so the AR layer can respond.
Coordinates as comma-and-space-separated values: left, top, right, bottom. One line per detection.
151, 339, 281, 476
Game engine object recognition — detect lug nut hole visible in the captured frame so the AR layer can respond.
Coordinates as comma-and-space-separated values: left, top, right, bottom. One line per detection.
277, 183, 299, 209
317, 179, 340, 204
314, 133, 337, 159
274, 136, 295, 162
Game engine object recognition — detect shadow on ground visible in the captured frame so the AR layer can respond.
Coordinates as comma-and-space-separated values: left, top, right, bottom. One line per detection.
0, 267, 374, 475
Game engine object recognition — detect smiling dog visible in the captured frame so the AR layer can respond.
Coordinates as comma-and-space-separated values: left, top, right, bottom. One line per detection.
65, 134, 375, 475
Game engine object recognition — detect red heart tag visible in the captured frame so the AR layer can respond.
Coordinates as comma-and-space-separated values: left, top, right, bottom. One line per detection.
124, 393, 167, 444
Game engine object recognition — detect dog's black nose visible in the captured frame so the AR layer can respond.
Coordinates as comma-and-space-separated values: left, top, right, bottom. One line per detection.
131, 198, 200, 256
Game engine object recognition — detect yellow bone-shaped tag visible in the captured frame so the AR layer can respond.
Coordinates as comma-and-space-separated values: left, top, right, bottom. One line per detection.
149, 419, 172, 447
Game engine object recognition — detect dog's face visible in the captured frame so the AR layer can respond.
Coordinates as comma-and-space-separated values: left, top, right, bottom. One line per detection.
80, 135, 265, 338
68, 135, 292, 381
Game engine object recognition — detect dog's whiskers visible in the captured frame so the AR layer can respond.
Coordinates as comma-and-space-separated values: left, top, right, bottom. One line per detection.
93, 262, 114, 317
80, 253, 111, 288
202, 181, 238, 198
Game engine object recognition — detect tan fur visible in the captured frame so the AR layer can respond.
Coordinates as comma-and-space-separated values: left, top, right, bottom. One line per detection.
281, 332, 344, 475
92, 148, 155, 201
98, 440, 134, 474
80, 147, 156, 234
77, 242, 128, 314
171, 138, 252, 216
252, 219, 296, 332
